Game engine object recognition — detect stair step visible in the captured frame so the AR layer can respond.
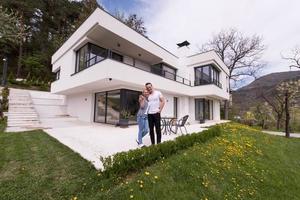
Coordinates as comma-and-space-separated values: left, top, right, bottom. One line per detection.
7, 121, 40, 125
7, 112, 37, 116
8, 117, 39, 120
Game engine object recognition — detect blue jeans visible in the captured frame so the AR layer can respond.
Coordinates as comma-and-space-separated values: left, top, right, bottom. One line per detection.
137, 115, 149, 144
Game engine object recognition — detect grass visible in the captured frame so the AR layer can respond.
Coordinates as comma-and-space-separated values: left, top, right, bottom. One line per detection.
1, 123, 300, 199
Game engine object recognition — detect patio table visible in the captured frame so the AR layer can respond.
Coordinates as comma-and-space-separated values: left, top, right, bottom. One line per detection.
161, 117, 177, 135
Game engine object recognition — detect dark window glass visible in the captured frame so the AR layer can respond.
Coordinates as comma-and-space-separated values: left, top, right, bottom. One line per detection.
106, 90, 121, 124
75, 43, 107, 73
95, 92, 106, 123
174, 97, 178, 118
76, 44, 89, 72
122, 90, 141, 124
162, 64, 176, 80
111, 52, 123, 62
94, 89, 141, 125
202, 66, 210, 84
55, 69, 60, 80
194, 65, 220, 86
89, 44, 107, 66
151, 64, 163, 75
195, 99, 211, 121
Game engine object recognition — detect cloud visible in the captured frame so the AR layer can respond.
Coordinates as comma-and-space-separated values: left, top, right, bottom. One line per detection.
135, 0, 300, 76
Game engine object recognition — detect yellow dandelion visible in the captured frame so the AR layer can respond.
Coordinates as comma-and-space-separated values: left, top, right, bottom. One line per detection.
140, 184, 143, 188
145, 171, 150, 176
154, 176, 158, 179
130, 195, 134, 199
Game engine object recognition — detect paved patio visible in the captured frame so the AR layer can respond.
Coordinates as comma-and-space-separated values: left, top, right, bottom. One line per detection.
42, 117, 227, 169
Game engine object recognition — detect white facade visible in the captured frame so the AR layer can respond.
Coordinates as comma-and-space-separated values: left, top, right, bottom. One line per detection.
51, 8, 230, 124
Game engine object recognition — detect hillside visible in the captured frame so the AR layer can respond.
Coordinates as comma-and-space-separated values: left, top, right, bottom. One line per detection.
232, 71, 300, 113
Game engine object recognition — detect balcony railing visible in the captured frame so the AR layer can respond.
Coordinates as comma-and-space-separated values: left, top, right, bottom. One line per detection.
72, 49, 224, 89
194, 79, 222, 88
79, 49, 192, 86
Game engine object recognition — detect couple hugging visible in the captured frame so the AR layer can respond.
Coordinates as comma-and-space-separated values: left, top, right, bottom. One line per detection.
136, 82, 165, 147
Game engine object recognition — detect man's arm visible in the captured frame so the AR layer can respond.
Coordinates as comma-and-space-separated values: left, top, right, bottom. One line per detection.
159, 94, 165, 113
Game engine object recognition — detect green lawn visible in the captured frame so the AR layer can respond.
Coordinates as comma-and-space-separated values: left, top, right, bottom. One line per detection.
1, 123, 300, 200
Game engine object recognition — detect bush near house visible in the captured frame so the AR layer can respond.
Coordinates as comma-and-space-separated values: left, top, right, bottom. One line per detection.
7, 72, 51, 91
100, 126, 222, 178
1, 87, 9, 112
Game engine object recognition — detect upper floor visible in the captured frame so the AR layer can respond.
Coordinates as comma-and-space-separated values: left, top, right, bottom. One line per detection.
51, 7, 230, 100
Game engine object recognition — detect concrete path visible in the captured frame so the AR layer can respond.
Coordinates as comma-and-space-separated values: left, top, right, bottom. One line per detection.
263, 130, 300, 138
43, 118, 227, 169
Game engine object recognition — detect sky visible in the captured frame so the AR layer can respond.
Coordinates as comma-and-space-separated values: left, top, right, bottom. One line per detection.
98, 0, 300, 83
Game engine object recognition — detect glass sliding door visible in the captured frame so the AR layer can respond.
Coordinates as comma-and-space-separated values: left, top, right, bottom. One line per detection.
106, 90, 121, 124
94, 89, 141, 125
121, 90, 141, 124
95, 92, 106, 123
195, 98, 212, 121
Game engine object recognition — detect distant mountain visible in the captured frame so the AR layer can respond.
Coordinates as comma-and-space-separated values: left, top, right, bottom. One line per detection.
232, 71, 300, 113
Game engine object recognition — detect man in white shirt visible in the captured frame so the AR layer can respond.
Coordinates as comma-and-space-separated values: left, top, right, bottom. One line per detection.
145, 82, 165, 144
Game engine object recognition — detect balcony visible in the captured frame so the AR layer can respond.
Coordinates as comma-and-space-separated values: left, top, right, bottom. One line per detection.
73, 45, 191, 86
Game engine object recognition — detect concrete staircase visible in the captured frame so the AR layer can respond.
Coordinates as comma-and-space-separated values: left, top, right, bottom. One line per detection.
6, 89, 41, 132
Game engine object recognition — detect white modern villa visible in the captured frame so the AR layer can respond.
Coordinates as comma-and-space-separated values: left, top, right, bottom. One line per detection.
50, 7, 230, 126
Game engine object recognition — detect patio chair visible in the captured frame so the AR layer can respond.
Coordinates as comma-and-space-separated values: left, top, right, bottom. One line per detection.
169, 115, 189, 134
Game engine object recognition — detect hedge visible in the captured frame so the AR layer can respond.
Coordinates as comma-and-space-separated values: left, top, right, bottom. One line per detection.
100, 125, 222, 178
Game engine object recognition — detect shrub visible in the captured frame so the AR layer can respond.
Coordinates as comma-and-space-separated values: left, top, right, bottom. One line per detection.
1, 87, 9, 112
100, 126, 222, 178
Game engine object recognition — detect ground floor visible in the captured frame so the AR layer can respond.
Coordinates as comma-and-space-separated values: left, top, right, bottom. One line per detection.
41, 116, 227, 169
66, 88, 223, 125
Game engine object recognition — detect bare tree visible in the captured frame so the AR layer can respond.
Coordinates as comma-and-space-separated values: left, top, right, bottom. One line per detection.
200, 28, 266, 119
282, 46, 300, 69
276, 80, 300, 137
261, 90, 285, 130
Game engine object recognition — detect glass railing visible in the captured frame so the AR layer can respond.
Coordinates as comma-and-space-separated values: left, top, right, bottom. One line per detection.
194, 79, 222, 88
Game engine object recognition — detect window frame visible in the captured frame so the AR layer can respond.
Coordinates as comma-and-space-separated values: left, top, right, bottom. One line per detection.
194, 64, 221, 87
75, 43, 108, 73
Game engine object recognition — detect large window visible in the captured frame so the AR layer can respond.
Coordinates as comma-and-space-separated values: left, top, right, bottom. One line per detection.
195, 99, 212, 121
75, 43, 108, 73
94, 89, 141, 125
194, 65, 220, 87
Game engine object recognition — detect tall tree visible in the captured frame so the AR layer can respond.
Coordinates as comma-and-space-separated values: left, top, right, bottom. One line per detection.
0, 6, 21, 52
261, 89, 285, 130
282, 46, 300, 69
276, 80, 300, 137
114, 10, 147, 36
200, 28, 266, 119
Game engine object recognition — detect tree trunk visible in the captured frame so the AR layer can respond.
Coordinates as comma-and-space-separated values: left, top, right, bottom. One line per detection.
285, 92, 290, 138
276, 113, 282, 130
224, 100, 229, 120
16, 16, 24, 78
16, 40, 23, 78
